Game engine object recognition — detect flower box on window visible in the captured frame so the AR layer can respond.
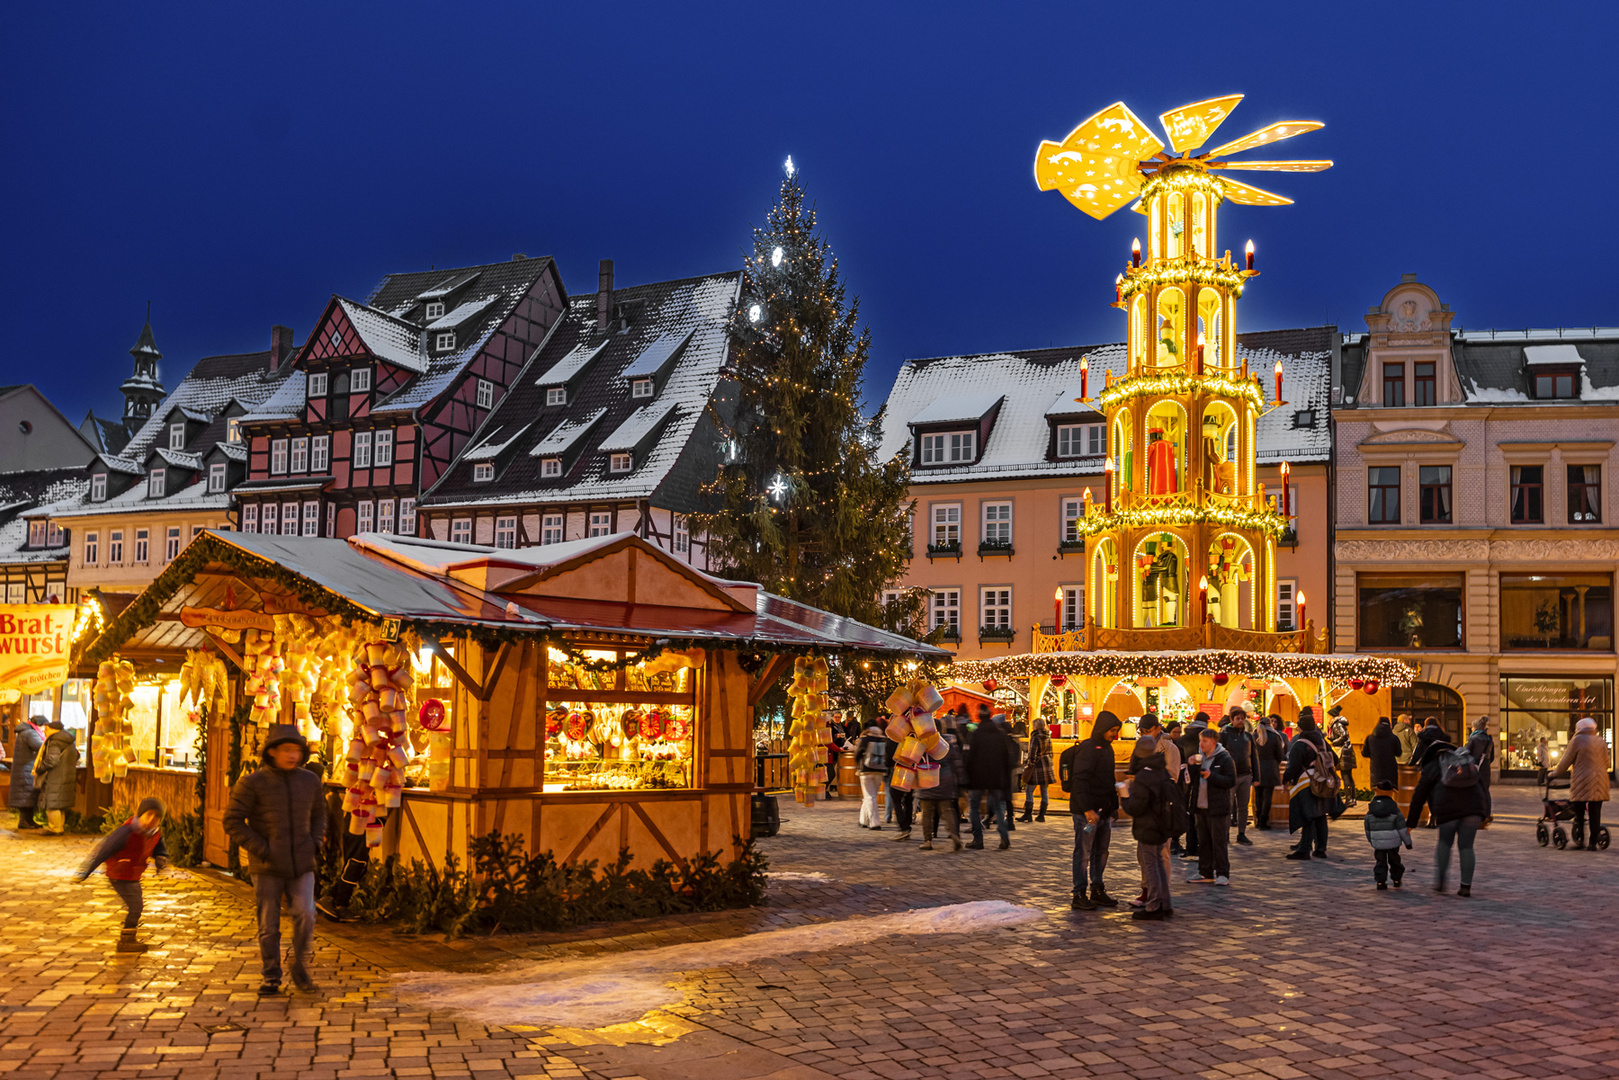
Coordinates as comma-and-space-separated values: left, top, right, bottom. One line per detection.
926, 540, 962, 560
978, 625, 1016, 642
977, 538, 1014, 559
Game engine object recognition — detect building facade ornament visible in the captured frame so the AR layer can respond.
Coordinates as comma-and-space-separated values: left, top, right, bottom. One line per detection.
1337, 536, 1619, 563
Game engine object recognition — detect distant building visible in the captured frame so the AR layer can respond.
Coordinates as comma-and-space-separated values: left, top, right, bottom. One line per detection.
416, 263, 739, 565
79, 313, 169, 455
0, 385, 98, 474
0, 384, 98, 602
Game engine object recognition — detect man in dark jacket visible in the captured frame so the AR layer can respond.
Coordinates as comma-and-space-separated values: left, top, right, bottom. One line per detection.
1188, 726, 1237, 884
1466, 717, 1495, 821
1218, 710, 1258, 846
1175, 712, 1208, 859
8, 715, 44, 828
1068, 712, 1122, 910
965, 714, 1015, 850
1362, 716, 1402, 790
1120, 735, 1176, 920
1283, 709, 1333, 859
1406, 721, 1452, 829
225, 724, 327, 996
1252, 715, 1287, 829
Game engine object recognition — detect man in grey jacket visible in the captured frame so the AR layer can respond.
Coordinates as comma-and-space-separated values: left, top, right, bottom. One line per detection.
225, 724, 327, 995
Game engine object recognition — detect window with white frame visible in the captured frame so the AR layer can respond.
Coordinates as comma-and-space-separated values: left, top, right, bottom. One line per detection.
929, 589, 961, 633
148, 468, 165, 498
473, 462, 494, 482
425, 301, 445, 320
588, 512, 612, 537
311, 435, 329, 472
1061, 496, 1085, 543
476, 378, 494, 409
930, 503, 961, 548
541, 513, 563, 545
1056, 423, 1104, 458
919, 429, 976, 465
375, 429, 394, 467
290, 437, 308, 472
673, 513, 689, 554
436, 332, 456, 352
226, 418, 241, 443
27, 520, 45, 548
46, 521, 62, 547
451, 517, 472, 544
609, 452, 632, 473
165, 526, 181, 562
353, 431, 372, 469
494, 516, 517, 549
271, 439, 288, 474
307, 371, 328, 398
91, 474, 106, 501
546, 387, 567, 407
632, 378, 654, 399
358, 501, 374, 533
1062, 585, 1083, 631
980, 586, 1012, 630
242, 504, 258, 533
541, 457, 562, 478
261, 503, 277, 535
208, 462, 227, 492
191, 524, 205, 539
169, 422, 186, 451
304, 501, 320, 536
375, 499, 393, 534
84, 532, 98, 565
350, 366, 371, 393
1278, 579, 1298, 631
282, 502, 299, 536
134, 528, 150, 563
981, 501, 1012, 546
109, 530, 124, 564
397, 498, 415, 537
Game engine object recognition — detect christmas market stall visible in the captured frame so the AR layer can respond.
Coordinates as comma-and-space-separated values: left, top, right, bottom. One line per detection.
81, 529, 945, 872
0, 599, 101, 809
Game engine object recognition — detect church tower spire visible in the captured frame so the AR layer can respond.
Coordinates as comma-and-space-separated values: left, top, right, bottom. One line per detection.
121, 303, 166, 432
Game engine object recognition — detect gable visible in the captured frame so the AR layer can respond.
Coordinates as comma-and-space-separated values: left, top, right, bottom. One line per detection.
495, 536, 748, 612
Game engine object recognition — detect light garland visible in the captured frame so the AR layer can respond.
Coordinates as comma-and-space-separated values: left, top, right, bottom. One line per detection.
1139, 169, 1226, 202
1120, 258, 1247, 302
948, 648, 1417, 688
1098, 369, 1264, 411
1072, 501, 1290, 541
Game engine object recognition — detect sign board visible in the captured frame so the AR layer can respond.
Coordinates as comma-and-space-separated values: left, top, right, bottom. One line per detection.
1134, 676, 1168, 688
0, 604, 77, 692
180, 607, 274, 632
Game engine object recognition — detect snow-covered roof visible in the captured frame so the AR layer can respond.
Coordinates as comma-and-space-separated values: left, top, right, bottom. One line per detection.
536, 339, 609, 387
336, 299, 429, 374
426, 295, 498, 332
530, 409, 607, 457
1341, 332, 1619, 409
598, 402, 676, 453
416, 271, 481, 300
48, 477, 232, 519
907, 390, 1005, 426
120, 344, 294, 455
461, 421, 534, 461
1522, 344, 1584, 366
152, 448, 203, 471
621, 329, 693, 380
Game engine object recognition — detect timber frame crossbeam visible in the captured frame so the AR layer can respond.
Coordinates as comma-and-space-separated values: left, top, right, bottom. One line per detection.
427, 638, 511, 702
747, 653, 793, 706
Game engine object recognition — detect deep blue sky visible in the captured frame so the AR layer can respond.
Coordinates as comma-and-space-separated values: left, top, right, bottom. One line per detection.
5, 2, 1617, 424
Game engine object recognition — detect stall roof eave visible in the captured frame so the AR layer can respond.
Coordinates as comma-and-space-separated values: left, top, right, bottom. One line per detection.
948, 647, 1418, 686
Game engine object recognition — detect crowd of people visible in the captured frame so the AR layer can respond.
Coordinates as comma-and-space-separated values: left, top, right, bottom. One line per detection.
835, 701, 1614, 920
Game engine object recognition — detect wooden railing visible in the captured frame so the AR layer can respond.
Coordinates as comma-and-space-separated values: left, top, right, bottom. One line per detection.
1031, 621, 1328, 655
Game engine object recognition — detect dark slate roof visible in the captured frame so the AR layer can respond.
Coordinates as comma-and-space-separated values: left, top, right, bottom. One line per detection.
81, 412, 133, 454
0, 469, 88, 566
1338, 329, 1619, 407
421, 270, 739, 509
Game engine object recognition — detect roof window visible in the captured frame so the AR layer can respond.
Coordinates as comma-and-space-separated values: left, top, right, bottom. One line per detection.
546, 387, 567, 407
632, 378, 654, 399
1533, 367, 1579, 400
1293, 409, 1317, 428
473, 462, 494, 482
541, 458, 562, 478
425, 301, 445, 320
609, 452, 633, 474
435, 331, 456, 352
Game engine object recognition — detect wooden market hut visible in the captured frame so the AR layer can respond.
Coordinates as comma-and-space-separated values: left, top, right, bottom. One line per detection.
82, 530, 946, 871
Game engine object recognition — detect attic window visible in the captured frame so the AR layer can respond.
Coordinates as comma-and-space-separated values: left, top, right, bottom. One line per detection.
208, 462, 227, 493
1533, 367, 1579, 400
425, 301, 445, 320
435, 332, 456, 352
609, 452, 633, 473
1293, 409, 1317, 428
541, 458, 562, 478
476, 378, 494, 409
226, 418, 242, 443
1056, 423, 1103, 458
169, 423, 186, 451
546, 387, 567, 407
473, 462, 494, 482
148, 468, 165, 498
91, 474, 106, 502
631, 378, 654, 399
919, 430, 976, 465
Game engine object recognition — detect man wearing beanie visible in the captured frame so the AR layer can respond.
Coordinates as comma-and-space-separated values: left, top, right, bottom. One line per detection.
1067, 711, 1123, 910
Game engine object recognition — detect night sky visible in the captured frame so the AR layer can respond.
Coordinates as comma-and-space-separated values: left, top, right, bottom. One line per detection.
6, 2, 1616, 424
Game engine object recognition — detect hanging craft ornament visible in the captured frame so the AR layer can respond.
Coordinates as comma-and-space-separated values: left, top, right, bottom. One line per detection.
90, 656, 137, 782
418, 698, 448, 733
785, 656, 834, 807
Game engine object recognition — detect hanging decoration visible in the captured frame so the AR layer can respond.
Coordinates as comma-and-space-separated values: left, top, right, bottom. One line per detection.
178, 648, 228, 711
882, 677, 949, 792
90, 656, 136, 782
341, 638, 415, 847
949, 648, 1415, 688
786, 656, 832, 807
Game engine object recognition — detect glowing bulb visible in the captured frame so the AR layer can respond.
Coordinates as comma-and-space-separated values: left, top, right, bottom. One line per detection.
1104, 456, 1115, 472
784, 155, 795, 177
748, 304, 762, 323
771, 246, 783, 268
1198, 576, 1209, 592
1296, 590, 1307, 608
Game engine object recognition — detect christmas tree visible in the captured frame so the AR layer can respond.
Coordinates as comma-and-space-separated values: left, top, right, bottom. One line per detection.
697, 159, 931, 710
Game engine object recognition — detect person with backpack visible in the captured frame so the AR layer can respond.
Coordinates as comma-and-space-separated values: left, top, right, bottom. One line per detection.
1282, 708, 1336, 860
1252, 715, 1286, 830
1065, 711, 1122, 910
1466, 716, 1496, 823
1431, 732, 1487, 896
1120, 734, 1178, 920
1362, 780, 1412, 890
1551, 717, 1610, 851
916, 717, 965, 852
855, 720, 889, 830
1407, 720, 1453, 829
1218, 709, 1258, 846
1018, 717, 1056, 822
965, 713, 1015, 850
1361, 716, 1402, 791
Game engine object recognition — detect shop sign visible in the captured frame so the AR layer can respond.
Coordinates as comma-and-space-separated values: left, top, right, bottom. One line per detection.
179, 606, 274, 631
262, 594, 326, 616
1244, 679, 1270, 690
1134, 676, 1168, 688
0, 604, 76, 692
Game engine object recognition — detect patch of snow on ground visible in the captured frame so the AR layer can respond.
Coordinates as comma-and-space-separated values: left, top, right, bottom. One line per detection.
768, 871, 833, 883
394, 900, 1042, 1028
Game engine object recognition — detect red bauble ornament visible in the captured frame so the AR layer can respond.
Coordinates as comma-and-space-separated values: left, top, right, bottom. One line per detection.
1211, 672, 1229, 687
1364, 679, 1380, 695
418, 698, 448, 732
1051, 675, 1067, 688
983, 678, 999, 693
1348, 677, 1366, 691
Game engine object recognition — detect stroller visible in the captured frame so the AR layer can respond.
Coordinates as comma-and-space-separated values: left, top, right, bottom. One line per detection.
1536, 776, 1611, 849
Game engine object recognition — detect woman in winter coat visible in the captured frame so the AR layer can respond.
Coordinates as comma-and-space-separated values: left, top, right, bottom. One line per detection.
1282, 710, 1332, 860
1018, 717, 1056, 822
35, 720, 80, 834
1361, 717, 1402, 790
8, 715, 45, 829
1430, 750, 1488, 896
916, 721, 964, 852
853, 721, 889, 830
1553, 717, 1611, 850
1407, 722, 1453, 829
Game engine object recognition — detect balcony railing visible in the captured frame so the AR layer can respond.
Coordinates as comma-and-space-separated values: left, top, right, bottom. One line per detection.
1031, 621, 1329, 655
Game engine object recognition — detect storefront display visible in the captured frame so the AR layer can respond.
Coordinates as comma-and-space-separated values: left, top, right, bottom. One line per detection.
542, 651, 698, 793
1500, 675, 1614, 774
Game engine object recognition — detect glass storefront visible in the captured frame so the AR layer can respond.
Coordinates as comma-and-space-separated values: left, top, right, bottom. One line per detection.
1499, 675, 1614, 775
1390, 681, 1465, 745
543, 651, 697, 792
1358, 574, 1465, 649
1500, 573, 1614, 651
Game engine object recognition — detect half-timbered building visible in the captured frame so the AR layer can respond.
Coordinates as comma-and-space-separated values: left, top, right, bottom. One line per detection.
233, 255, 566, 539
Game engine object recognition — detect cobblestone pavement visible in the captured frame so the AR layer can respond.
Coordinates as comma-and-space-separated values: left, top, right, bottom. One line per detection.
2, 786, 1617, 1080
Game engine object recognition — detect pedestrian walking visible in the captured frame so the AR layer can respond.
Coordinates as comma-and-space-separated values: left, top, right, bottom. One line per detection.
1187, 726, 1236, 885
1535, 737, 1551, 786
855, 720, 889, 830
1219, 709, 1257, 846
966, 713, 1015, 850
34, 719, 79, 834
1361, 716, 1401, 791
1362, 780, 1411, 890
1466, 717, 1495, 822
1394, 713, 1419, 760
1065, 711, 1122, 910
1407, 720, 1452, 829
887, 717, 915, 840
916, 718, 964, 852
1283, 708, 1334, 860
1328, 710, 1358, 806
1252, 714, 1285, 830
224, 724, 327, 995
1018, 716, 1055, 822
8, 714, 44, 829
1552, 717, 1610, 850
1175, 712, 1208, 861
76, 796, 169, 952
1120, 734, 1177, 920
1002, 713, 1022, 832
1431, 736, 1487, 896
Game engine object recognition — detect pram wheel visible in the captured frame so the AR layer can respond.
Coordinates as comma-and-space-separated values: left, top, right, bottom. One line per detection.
1536, 822, 1549, 847
1598, 827, 1611, 851
1553, 828, 1569, 849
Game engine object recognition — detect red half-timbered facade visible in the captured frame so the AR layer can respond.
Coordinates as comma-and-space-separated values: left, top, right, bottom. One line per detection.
235, 256, 566, 538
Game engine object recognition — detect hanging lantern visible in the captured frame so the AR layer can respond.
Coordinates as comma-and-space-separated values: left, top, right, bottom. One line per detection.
1364, 679, 1380, 695
1211, 672, 1229, 687
983, 678, 999, 693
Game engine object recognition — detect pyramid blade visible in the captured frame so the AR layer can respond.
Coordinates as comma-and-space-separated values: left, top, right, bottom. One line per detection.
1035, 101, 1162, 220
1216, 177, 1295, 207
1206, 159, 1333, 173
1206, 120, 1324, 160
1158, 94, 1245, 154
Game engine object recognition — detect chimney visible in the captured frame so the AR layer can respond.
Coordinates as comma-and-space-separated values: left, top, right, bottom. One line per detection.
270, 325, 295, 370
597, 259, 614, 331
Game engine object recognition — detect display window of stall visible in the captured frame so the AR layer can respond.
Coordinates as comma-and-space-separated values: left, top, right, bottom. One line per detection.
15, 679, 93, 752
123, 678, 202, 770
1499, 675, 1614, 775
543, 646, 698, 792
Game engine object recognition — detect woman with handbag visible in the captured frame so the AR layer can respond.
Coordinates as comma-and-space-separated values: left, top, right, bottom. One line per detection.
1018, 717, 1056, 822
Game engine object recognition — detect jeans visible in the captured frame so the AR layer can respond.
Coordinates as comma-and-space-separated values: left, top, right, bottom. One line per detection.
858, 773, 884, 826
255, 871, 316, 984
1022, 783, 1049, 817
891, 788, 914, 833
1195, 811, 1230, 878
1574, 800, 1603, 845
919, 799, 958, 842
970, 789, 1009, 843
1435, 815, 1482, 887
1136, 840, 1172, 911
108, 878, 143, 929
1374, 847, 1405, 884
1231, 776, 1253, 835
1253, 782, 1274, 828
883, 777, 895, 822
1072, 814, 1111, 895
1179, 784, 1197, 855
1293, 815, 1328, 856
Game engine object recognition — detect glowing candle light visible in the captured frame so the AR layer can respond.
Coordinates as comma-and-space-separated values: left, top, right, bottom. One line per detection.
1114, 273, 1124, 304
1275, 359, 1284, 404
1199, 576, 1209, 625
1054, 585, 1064, 633
1132, 238, 1142, 267
1080, 355, 1089, 400
1280, 460, 1292, 517
1245, 239, 1255, 271
1296, 590, 1307, 629
1104, 457, 1115, 514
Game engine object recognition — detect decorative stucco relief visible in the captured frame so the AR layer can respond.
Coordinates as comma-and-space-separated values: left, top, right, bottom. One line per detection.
1337, 537, 1619, 563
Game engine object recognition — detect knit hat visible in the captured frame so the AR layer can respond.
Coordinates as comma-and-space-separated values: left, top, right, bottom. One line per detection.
1134, 734, 1159, 757
135, 796, 166, 819
1375, 780, 1395, 791
262, 723, 310, 764
1327, 704, 1343, 718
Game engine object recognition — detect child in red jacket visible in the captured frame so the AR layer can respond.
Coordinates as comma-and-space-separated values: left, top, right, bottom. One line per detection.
77, 797, 170, 953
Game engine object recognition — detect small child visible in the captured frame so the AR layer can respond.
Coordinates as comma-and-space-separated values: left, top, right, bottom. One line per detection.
77, 797, 170, 952
1362, 780, 1411, 890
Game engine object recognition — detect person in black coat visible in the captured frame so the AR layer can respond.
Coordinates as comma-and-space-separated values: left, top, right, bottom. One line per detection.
1120, 737, 1177, 919
1361, 717, 1402, 790
965, 714, 1015, 849
1188, 726, 1237, 883
1283, 709, 1333, 859
1175, 712, 1209, 859
1218, 711, 1259, 845
1431, 756, 1488, 896
1406, 721, 1452, 829
1068, 711, 1122, 910
1251, 715, 1287, 830
1466, 717, 1495, 821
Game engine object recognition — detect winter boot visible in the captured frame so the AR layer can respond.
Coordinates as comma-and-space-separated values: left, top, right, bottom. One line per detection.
1091, 885, 1119, 908
997, 837, 1010, 850
115, 930, 147, 954
1017, 812, 1033, 823
1070, 893, 1097, 911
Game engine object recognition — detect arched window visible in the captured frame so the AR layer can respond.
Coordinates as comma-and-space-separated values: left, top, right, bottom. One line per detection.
1191, 192, 1208, 258
1391, 682, 1465, 745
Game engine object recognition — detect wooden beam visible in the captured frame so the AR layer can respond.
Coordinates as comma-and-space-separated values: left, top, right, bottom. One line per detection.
429, 638, 484, 699
747, 652, 793, 706
205, 632, 248, 672
477, 641, 513, 703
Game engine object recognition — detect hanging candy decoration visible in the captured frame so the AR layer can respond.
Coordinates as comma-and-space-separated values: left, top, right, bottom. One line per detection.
1348, 677, 1366, 691
1051, 674, 1067, 688
339, 637, 416, 845
418, 698, 448, 733
786, 656, 835, 807
983, 678, 999, 693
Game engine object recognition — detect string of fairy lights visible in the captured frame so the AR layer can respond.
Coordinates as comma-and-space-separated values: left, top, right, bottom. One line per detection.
948, 649, 1417, 687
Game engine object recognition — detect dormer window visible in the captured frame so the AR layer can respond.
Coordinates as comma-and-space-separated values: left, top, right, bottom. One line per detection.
307, 371, 328, 398
631, 378, 654, 400
920, 430, 976, 465
148, 468, 165, 498
169, 423, 186, 450
91, 474, 107, 501
473, 462, 494, 482
541, 458, 562, 478
476, 378, 494, 409
425, 301, 445, 319
609, 452, 632, 473
546, 387, 567, 407
27, 520, 46, 548
435, 331, 456, 352
351, 366, 372, 393
208, 462, 227, 493
1056, 423, 1103, 459
1293, 409, 1317, 428
1533, 367, 1579, 400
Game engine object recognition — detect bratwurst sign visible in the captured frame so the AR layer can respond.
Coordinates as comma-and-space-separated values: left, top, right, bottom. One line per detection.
0, 604, 76, 692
